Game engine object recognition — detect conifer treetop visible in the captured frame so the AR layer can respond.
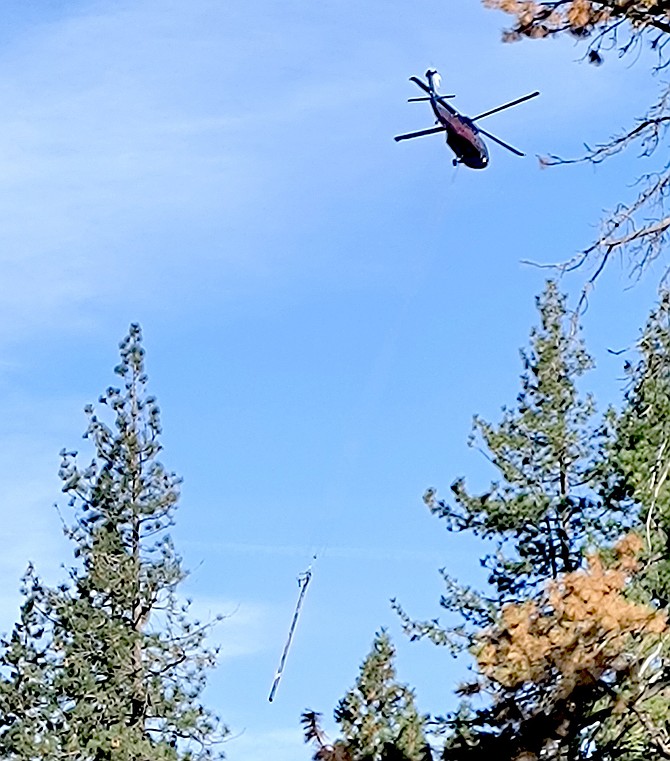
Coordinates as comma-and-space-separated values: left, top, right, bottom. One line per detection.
303, 631, 430, 761
395, 283, 622, 657
0, 324, 227, 761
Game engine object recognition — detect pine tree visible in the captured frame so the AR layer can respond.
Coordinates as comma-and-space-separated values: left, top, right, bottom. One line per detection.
303, 631, 430, 761
446, 281, 611, 592
0, 324, 227, 760
443, 535, 668, 761
0, 565, 59, 759
395, 281, 622, 652
611, 291, 670, 608
406, 287, 670, 759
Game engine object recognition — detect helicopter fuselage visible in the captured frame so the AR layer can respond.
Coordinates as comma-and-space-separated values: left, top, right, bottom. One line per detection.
394, 71, 539, 168
431, 99, 489, 169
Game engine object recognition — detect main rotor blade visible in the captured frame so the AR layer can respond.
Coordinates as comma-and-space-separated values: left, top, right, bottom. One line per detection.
472, 91, 540, 122
409, 76, 433, 95
394, 126, 446, 142
477, 127, 525, 157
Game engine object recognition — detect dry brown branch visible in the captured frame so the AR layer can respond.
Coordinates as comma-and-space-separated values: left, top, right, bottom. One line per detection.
485, 1, 670, 44
455, 536, 670, 759
301, 711, 353, 761
485, 3, 670, 304
520, 84, 670, 318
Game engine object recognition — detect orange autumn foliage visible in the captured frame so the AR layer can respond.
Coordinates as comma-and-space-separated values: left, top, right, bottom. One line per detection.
567, 0, 595, 28
483, 0, 669, 41
475, 535, 666, 697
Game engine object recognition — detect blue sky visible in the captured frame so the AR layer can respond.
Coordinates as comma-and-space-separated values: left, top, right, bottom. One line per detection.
0, 0, 665, 758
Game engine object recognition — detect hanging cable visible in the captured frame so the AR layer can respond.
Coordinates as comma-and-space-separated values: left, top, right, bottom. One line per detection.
268, 558, 315, 702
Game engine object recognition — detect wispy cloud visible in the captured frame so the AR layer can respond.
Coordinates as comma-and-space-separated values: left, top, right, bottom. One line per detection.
182, 540, 450, 566
186, 596, 277, 660
0, 1, 270, 339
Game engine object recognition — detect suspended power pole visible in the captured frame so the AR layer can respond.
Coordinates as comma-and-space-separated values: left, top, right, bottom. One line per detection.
268, 561, 314, 702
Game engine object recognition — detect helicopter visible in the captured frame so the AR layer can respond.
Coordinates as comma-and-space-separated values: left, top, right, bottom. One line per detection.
394, 70, 539, 169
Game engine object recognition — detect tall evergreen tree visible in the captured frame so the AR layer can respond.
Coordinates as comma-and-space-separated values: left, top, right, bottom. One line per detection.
0, 324, 226, 760
443, 535, 668, 761
303, 631, 429, 761
611, 291, 670, 608
395, 282, 622, 652
401, 287, 670, 759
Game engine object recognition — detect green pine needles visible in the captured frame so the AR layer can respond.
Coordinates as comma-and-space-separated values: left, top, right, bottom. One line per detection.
303, 631, 429, 761
434, 281, 617, 597
0, 324, 227, 761
391, 282, 670, 759
610, 291, 670, 607
335, 631, 428, 761
394, 282, 627, 654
